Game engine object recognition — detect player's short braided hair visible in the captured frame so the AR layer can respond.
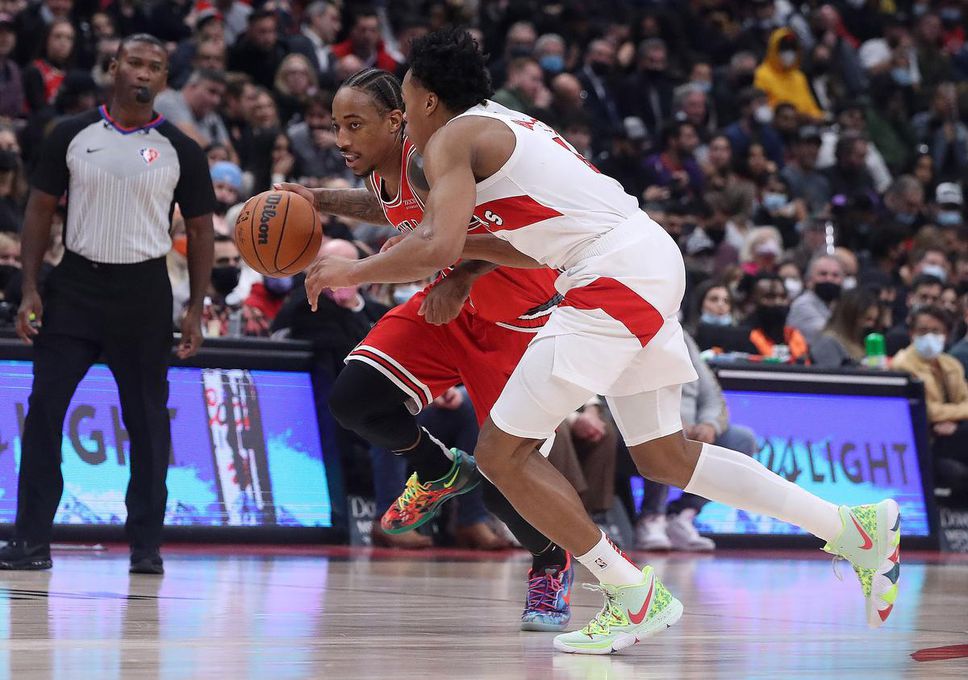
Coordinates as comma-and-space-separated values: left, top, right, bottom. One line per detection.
341, 68, 404, 115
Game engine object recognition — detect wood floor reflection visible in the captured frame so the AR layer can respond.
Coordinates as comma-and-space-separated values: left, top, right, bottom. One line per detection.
0, 545, 965, 679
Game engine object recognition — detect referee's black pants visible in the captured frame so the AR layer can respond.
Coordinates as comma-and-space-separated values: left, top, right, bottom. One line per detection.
16, 251, 173, 551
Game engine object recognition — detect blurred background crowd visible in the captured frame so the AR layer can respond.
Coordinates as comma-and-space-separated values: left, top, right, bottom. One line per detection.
0, 0, 966, 549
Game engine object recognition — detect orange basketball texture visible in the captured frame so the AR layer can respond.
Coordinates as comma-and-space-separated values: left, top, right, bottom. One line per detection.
234, 190, 321, 276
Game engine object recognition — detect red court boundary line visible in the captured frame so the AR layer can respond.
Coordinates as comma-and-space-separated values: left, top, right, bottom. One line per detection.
911, 645, 968, 662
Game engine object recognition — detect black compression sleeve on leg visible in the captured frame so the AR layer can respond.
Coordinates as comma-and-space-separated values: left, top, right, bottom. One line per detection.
328, 361, 453, 479
481, 479, 567, 568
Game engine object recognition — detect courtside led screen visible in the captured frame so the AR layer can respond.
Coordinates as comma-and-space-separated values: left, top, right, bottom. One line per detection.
0, 361, 332, 528
634, 390, 931, 537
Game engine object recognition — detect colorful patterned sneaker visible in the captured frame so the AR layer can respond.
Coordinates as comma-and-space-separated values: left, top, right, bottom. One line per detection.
380, 448, 482, 534
553, 566, 683, 655
521, 554, 574, 632
822, 500, 901, 628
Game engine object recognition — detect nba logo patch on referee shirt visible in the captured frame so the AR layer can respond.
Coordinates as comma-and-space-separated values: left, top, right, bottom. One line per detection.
140, 147, 159, 165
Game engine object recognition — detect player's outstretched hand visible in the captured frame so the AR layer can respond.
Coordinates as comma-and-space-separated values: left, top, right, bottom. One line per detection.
15, 290, 43, 345
419, 275, 471, 325
305, 254, 359, 312
273, 182, 316, 209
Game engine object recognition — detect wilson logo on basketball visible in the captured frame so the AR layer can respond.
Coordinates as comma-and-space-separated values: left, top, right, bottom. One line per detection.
140, 147, 159, 165
258, 193, 283, 245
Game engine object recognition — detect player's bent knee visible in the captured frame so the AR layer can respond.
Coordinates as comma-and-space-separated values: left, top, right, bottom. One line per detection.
629, 432, 700, 488
475, 418, 535, 481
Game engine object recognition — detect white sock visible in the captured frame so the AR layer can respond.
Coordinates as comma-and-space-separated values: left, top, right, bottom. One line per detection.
684, 443, 843, 543
575, 531, 645, 586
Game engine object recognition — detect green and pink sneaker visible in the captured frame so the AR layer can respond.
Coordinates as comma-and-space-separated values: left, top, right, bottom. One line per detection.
553, 566, 683, 655
822, 499, 901, 628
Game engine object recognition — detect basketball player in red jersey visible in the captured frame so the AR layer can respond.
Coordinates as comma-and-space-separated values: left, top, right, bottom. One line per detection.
304, 31, 902, 655
279, 69, 574, 632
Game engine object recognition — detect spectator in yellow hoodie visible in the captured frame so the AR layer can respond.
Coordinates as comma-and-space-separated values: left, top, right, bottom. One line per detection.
754, 28, 824, 123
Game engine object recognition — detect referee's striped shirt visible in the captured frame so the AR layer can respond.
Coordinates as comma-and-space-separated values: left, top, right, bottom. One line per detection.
31, 105, 215, 264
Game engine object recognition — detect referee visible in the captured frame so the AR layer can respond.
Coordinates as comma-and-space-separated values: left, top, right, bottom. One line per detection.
0, 35, 215, 575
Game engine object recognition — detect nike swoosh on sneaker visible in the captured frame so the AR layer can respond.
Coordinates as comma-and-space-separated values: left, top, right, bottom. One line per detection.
627, 577, 655, 625
851, 514, 873, 550
441, 456, 463, 488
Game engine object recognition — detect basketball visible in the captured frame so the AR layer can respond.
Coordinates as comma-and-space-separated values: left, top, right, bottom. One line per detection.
234, 190, 321, 277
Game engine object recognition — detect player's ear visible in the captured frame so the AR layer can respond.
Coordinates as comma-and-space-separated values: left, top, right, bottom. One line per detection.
425, 92, 439, 117
388, 109, 405, 134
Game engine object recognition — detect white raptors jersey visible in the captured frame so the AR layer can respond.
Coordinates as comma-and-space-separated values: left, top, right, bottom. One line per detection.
450, 101, 643, 270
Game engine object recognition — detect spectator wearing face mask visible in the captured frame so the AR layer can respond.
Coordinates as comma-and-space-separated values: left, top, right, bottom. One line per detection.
578, 38, 623, 148
787, 254, 845, 346
810, 287, 881, 368
742, 273, 810, 362
195, 234, 270, 337
691, 280, 742, 348
209, 161, 243, 236
892, 305, 968, 496
885, 273, 945, 356
244, 274, 294, 325
533, 33, 566, 77
491, 56, 551, 118
752, 174, 807, 249
723, 88, 785, 168
754, 28, 823, 122
881, 175, 927, 235
933, 181, 964, 229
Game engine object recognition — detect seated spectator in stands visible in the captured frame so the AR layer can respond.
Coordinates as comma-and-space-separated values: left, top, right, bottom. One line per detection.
0, 148, 24, 233
932, 181, 964, 229
244, 274, 293, 327
371, 387, 508, 550
210, 161, 243, 237
701, 134, 750, 194
221, 73, 257, 167
155, 69, 236, 159
823, 132, 878, 198
881, 174, 927, 236
713, 51, 758, 126
289, 1, 342, 87
723, 87, 785, 168
788, 254, 845, 346
546, 398, 619, 517
169, 11, 226, 89
22, 18, 74, 115
616, 38, 667, 140
949, 302, 968, 377
754, 28, 823, 122
0, 13, 23, 121
228, 8, 288, 89
534, 32, 566, 77
673, 82, 714, 142
771, 101, 799, 150
912, 82, 968, 183
892, 306, 968, 496
818, 98, 893, 193
740, 142, 777, 190
19, 70, 98, 171
691, 280, 736, 337
885, 273, 945, 356
739, 226, 783, 277
491, 56, 550, 117
288, 92, 351, 187
642, 120, 704, 201
331, 5, 400, 73
636, 332, 757, 551
778, 259, 804, 300
273, 53, 318, 129
251, 86, 281, 132
272, 239, 387, 369
193, 235, 270, 338
781, 125, 831, 213
752, 174, 806, 249
810, 287, 881, 368
0, 231, 19, 306
940, 283, 960, 320
683, 192, 741, 280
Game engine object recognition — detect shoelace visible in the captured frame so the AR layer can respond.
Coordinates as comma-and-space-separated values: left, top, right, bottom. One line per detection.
397, 474, 427, 508
578, 583, 624, 635
526, 569, 564, 612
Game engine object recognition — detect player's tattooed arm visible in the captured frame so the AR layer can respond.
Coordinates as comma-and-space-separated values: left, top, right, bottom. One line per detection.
274, 182, 390, 225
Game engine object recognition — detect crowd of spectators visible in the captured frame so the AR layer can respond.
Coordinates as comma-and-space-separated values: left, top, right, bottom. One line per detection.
1, 0, 967, 546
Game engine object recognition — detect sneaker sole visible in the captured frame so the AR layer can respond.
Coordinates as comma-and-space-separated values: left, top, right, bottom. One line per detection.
381, 471, 483, 535
553, 597, 684, 655
0, 559, 52, 570
867, 500, 901, 628
521, 618, 570, 632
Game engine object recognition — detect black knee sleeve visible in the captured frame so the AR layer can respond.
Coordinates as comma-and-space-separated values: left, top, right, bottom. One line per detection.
328, 361, 419, 450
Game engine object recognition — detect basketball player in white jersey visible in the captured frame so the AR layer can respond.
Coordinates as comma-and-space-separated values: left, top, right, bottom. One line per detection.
304, 29, 901, 655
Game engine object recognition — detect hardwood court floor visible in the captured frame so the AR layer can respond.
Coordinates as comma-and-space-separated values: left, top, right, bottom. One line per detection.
0, 545, 965, 680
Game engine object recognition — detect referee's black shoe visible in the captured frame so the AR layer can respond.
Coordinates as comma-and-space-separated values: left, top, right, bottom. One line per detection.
0, 540, 53, 570
129, 549, 164, 575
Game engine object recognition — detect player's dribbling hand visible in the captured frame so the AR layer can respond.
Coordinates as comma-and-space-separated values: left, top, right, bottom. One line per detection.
273, 182, 316, 209
177, 307, 203, 359
419, 275, 470, 325
15, 290, 43, 345
304, 255, 358, 312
